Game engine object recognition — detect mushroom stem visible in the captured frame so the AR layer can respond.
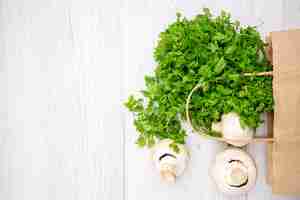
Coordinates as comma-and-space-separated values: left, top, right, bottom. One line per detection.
211, 148, 257, 195
225, 161, 248, 187
160, 164, 176, 183
151, 139, 189, 183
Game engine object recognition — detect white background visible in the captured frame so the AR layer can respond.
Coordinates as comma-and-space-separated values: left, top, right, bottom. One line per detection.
0, 0, 300, 200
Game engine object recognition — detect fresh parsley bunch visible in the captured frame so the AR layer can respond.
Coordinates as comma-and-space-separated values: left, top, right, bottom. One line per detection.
125, 8, 273, 148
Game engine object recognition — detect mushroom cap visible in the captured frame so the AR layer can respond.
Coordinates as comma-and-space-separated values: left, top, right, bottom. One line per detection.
221, 112, 254, 147
211, 148, 257, 195
151, 139, 189, 183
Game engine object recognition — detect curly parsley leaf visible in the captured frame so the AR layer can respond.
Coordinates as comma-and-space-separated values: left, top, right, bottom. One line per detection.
125, 8, 273, 148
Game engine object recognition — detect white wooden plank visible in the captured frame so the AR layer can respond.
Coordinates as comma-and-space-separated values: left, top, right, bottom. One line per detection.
0, 0, 299, 199
283, 0, 300, 30
0, 0, 124, 199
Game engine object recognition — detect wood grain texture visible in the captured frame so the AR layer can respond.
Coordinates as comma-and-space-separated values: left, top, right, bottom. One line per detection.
0, 0, 124, 199
0, 0, 299, 199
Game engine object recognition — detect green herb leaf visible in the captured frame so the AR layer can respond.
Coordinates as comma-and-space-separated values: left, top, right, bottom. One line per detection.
214, 57, 226, 74
124, 8, 273, 148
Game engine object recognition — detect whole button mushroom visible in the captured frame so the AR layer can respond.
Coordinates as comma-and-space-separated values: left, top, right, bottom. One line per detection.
212, 112, 254, 147
151, 139, 189, 183
211, 148, 257, 195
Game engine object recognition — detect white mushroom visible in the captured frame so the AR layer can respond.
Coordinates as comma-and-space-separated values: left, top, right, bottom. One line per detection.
212, 112, 254, 146
151, 139, 189, 183
211, 148, 257, 195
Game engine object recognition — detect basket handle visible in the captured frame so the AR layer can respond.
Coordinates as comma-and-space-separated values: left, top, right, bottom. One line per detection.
185, 72, 274, 144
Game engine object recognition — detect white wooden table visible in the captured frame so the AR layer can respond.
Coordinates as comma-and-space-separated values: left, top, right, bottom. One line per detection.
0, 0, 300, 199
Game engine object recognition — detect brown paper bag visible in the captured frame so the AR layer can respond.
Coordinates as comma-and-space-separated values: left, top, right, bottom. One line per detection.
267, 29, 300, 195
